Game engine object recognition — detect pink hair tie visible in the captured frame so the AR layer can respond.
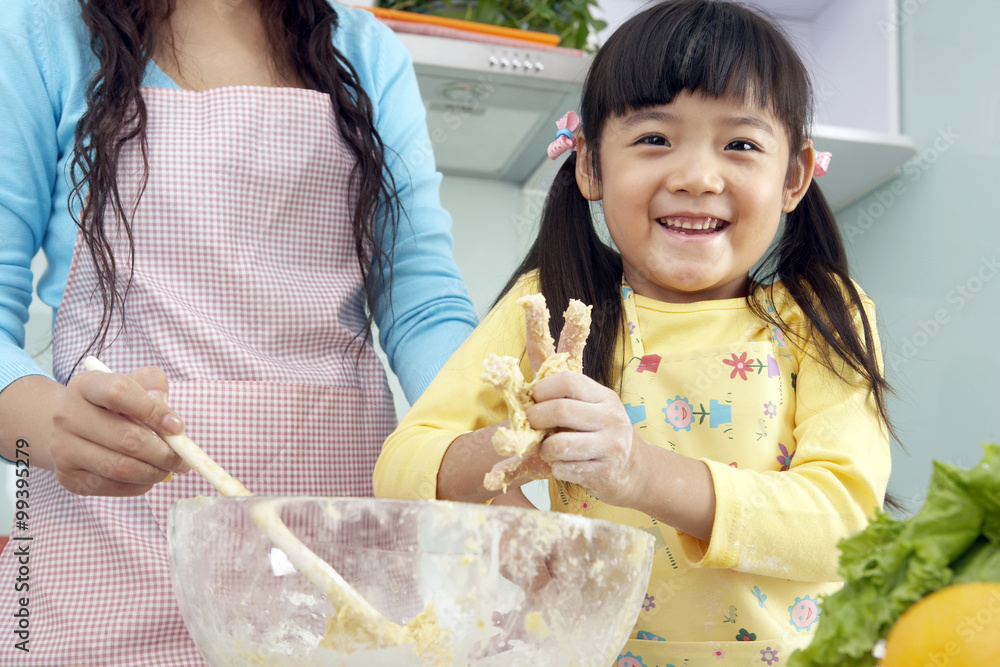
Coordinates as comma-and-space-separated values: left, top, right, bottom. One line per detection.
813, 150, 832, 177
806, 138, 832, 177
547, 111, 581, 159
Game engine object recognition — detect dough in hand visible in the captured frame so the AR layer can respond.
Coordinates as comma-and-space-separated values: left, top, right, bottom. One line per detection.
481, 294, 592, 492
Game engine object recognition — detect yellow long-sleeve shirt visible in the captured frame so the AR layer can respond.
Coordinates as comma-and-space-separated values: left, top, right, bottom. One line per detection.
375, 272, 890, 666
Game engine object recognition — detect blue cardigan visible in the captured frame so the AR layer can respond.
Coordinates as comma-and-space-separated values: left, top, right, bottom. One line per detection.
0, 0, 477, 402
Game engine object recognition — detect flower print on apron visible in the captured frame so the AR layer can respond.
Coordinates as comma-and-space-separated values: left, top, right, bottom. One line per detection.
551, 279, 816, 666
0, 86, 397, 665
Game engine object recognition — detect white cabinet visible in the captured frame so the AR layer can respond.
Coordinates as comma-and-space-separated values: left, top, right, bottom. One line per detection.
767, 0, 916, 210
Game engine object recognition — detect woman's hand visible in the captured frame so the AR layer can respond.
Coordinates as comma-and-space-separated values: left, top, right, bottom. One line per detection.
49, 366, 190, 496
526, 372, 644, 509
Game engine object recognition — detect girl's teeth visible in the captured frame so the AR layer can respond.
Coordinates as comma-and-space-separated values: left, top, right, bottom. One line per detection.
661, 218, 721, 230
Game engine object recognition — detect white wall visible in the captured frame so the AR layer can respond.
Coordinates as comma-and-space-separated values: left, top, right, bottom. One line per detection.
839, 0, 1000, 512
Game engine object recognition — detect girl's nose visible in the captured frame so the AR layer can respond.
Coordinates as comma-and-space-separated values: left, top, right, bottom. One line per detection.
665, 150, 725, 195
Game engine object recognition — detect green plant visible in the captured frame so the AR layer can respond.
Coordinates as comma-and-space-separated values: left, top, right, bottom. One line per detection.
376, 0, 606, 51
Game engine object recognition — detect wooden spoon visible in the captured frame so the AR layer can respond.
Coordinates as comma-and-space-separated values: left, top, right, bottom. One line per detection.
83, 357, 411, 646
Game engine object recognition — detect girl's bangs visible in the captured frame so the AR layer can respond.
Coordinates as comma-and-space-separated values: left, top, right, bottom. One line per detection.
583, 1, 808, 140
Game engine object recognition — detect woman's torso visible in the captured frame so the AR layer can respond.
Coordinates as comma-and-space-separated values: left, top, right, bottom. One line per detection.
0, 3, 404, 663
15, 0, 379, 320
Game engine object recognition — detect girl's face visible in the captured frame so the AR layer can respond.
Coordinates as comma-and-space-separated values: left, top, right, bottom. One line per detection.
576, 91, 815, 303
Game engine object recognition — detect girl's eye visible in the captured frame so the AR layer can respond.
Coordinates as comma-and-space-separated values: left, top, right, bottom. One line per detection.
636, 135, 669, 147
726, 140, 761, 152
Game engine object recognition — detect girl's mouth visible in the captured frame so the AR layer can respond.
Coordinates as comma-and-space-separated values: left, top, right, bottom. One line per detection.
657, 217, 729, 235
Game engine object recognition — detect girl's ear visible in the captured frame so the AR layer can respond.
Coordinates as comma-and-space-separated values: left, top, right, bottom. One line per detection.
782, 141, 816, 212
574, 135, 603, 201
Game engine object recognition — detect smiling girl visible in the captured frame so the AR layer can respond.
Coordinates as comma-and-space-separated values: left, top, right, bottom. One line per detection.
375, 0, 892, 663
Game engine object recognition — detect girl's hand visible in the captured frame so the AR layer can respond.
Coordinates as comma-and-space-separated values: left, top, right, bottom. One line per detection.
526, 372, 645, 510
49, 366, 190, 496
529, 372, 718, 541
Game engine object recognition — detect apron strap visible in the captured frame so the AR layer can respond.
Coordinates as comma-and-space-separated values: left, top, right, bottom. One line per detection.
620, 275, 645, 359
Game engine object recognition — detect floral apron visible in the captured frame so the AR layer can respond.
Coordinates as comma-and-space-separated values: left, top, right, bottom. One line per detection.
0, 86, 397, 665
550, 280, 823, 667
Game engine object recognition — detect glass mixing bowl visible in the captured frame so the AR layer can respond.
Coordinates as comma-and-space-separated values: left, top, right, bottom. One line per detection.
168, 496, 654, 666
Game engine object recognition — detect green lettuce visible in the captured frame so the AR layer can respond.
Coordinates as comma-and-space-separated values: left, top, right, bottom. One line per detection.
788, 443, 1000, 667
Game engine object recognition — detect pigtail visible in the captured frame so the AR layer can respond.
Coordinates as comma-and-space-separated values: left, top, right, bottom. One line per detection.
750, 181, 896, 445
494, 153, 622, 386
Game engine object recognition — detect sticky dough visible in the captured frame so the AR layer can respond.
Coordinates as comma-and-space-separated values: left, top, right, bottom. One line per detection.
481, 294, 592, 492
320, 602, 452, 664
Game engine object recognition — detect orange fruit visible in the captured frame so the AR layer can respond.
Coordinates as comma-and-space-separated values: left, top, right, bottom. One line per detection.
882, 582, 1000, 666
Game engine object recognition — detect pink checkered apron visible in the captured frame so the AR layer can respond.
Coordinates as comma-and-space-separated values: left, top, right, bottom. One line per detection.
0, 86, 397, 665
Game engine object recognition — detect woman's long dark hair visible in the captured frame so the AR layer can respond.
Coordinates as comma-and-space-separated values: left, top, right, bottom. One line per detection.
498, 0, 899, 504
69, 0, 399, 360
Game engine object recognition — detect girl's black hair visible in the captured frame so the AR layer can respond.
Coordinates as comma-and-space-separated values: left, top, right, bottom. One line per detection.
498, 0, 899, 502
70, 0, 399, 366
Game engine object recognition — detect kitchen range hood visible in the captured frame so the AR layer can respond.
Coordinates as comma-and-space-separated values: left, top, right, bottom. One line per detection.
392, 31, 593, 183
